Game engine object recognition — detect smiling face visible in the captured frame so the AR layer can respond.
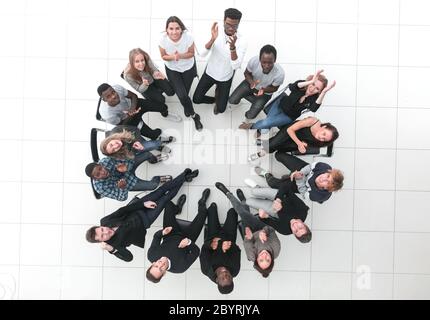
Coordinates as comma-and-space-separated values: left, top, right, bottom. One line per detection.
166, 21, 183, 42
315, 126, 333, 142
95, 226, 115, 242
101, 87, 120, 107
290, 219, 308, 238
306, 79, 325, 96
149, 257, 169, 280
260, 53, 275, 74
256, 250, 272, 270
133, 53, 146, 72
91, 165, 109, 180
315, 173, 333, 190
105, 139, 123, 154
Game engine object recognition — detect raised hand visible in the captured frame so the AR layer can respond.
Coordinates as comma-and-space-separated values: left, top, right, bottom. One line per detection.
117, 178, 127, 189
211, 22, 219, 40
222, 241, 232, 252
178, 238, 190, 248
162, 226, 172, 236
258, 230, 267, 243
272, 199, 283, 212
227, 33, 237, 49
245, 227, 253, 240
152, 71, 166, 80
116, 163, 128, 173
312, 69, 324, 84
144, 201, 157, 209
258, 209, 269, 219
210, 237, 221, 250
250, 79, 260, 90
322, 80, 336, 93
132, 141, 144, 150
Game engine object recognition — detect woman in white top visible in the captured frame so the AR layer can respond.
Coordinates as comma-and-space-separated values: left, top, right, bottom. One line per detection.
159, 16, 202, 131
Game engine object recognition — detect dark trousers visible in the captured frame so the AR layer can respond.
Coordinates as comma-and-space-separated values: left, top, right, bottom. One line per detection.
266, 174, 299, 194
226, 193, 266, 233
163, 200, 207, 243
120, 98, 164, 140
166, 64, 197, 117
206, 204, 238, 242
142, 79, 175, 116
274, 152, 309, 172
265, 126, 292, 153
192, 70, 233, 114
228, 80, 271, 119
137, 170, 187, 228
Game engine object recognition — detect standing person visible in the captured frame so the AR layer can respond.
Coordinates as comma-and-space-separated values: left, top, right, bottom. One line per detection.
215, 183, 281, 278
239, 70, 336, 131
85, 170, 190, 262
159, 16, 203, 131
199, 190, 241, 294
229, 44, 285, 121
192, 8, 247, 115
146, 186, 208, 283
123, 48, 182, 122
97, 83, 162, 140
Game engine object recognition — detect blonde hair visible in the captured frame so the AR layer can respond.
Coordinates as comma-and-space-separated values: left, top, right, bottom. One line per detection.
125, 48, 152, 84
327, 169, 344, 192
100, 129, 136, 160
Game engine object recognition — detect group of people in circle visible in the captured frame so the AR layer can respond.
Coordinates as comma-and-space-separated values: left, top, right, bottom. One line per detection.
84, 8, 344, 295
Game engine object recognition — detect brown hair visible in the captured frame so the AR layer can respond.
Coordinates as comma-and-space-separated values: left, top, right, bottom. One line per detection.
126, 48, 153, 83
295, 226, 312, 243
165, 16, 187, 32
100, 129, 136, 160
305, 73, 328, 90
253, 252, 275, 278
328, 169, 344, 192
319, 122, 339, 145
86, 226, 99, 243
146, 266, 161, 283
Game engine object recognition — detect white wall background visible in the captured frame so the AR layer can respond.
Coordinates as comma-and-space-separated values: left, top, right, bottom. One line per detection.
1, 0, 430, 300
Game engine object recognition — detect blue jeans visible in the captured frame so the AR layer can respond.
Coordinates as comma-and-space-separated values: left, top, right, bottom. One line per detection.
252, 99, 293, 130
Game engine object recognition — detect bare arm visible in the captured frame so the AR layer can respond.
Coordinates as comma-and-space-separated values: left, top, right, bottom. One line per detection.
125, 90, 138, 110
287, 117, 319, 153
315, 80, 336, 104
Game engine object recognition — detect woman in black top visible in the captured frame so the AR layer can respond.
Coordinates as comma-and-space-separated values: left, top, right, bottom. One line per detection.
249, 116, 339, 160
239, 70, 335, 131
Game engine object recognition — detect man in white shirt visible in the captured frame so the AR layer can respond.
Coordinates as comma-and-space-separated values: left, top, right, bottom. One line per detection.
192, 8, 247, 115
229, 44, 285, 121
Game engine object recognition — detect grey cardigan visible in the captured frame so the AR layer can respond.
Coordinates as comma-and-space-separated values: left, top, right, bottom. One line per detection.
123, 56, 159, 94
243, 226, 281, 262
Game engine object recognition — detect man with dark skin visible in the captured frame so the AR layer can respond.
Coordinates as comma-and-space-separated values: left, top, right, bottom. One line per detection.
229, 44, 285, 124
192, 8, 247, 115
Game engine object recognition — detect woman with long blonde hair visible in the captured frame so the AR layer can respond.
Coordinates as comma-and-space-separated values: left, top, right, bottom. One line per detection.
123, 48, 182, 122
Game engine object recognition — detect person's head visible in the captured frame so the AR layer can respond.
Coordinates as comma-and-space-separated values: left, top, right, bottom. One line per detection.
305, 73, 328, 96
165, 16, 187, 42
315, 169, 344, 192
127, 48, 151, 80
290, 219, 312, 243
100, 130, 135, 159
85, 226, 115, 243
85, 163, 109, 180
315, 122, 339, 144
259, 45, 277, 74
223, 8, 242, 36
253, 250, 274, 278
146, 257, 169, 283
215, 267, 234, 294
98, 83, 120, 107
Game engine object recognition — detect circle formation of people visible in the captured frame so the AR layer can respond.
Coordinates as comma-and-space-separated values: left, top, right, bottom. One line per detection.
84, 8, 344, 295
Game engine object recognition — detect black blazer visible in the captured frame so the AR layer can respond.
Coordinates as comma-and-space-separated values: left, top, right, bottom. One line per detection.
199, 240, 241, 283
147, 230, 200, 273
266, 186, 310, 235
101, 204, 147, 262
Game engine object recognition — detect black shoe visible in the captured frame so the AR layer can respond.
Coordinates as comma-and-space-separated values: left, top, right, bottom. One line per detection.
185, 169, 199, 182
176, 194, 186, 214
198, 188, 211, 206
148, 154, 158, 164
148, 128, 162, 139
236, 189, 246, 202
215, 182, 230, 195
192, 113, 203, 131
213, 104, 219, 115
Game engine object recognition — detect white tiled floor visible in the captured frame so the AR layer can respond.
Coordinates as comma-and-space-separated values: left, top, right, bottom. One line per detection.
1, 0, 430, 300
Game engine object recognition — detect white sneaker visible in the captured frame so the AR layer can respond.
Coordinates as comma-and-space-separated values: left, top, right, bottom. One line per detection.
254, 166, 268, 177
160, 146, 171, 154
164, 113, 182, 122
244, 178, 260, 188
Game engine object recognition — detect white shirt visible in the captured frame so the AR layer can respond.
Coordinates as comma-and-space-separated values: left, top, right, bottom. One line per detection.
159, 31, 195, 72
246, 56, 285, 93
99, 85, 132, 125
198, 26, 247, 81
